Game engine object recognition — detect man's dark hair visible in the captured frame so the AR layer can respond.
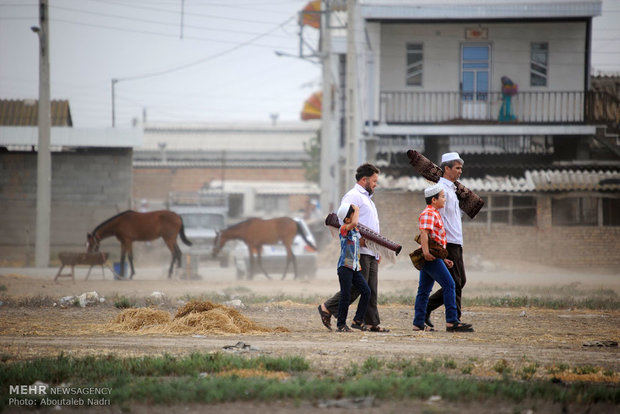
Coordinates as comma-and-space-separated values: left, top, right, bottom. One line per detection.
345, 205, 355, 220
440, 160, 463, 171
355, 163, 380, 181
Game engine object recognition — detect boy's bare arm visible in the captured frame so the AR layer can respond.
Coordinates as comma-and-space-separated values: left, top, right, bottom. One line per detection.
342, 204, 359, 232
420, 229, 436, 261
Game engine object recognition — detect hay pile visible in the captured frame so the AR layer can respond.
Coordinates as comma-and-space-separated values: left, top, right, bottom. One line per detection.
110, 308, 172, 332
108, 300, 288, 335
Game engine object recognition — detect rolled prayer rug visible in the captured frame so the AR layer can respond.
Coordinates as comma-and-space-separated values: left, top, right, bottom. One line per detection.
406, 150, 485, 219
325, 213, 402, 262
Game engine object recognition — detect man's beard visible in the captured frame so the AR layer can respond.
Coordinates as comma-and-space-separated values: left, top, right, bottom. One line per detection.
365, 182, 374, 195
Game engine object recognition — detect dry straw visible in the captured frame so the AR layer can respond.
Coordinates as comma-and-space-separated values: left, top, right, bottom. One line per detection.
108, 300, 288, 335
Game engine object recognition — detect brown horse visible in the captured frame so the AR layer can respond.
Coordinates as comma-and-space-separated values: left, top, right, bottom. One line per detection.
212, 217, 316, 280
86, 210, 192, 279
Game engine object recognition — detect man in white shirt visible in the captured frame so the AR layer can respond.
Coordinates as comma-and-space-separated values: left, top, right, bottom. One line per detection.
317, 163, 389, 332
425, 152, 467, 328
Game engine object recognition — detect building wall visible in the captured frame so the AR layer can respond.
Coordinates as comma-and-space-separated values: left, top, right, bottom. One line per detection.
0, 150, 133, 264
379, 21, 586, 93
133, 167, 307, 201
374, 189, 620, 268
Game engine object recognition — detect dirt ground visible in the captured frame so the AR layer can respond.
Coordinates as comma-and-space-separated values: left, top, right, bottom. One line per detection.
1, 259, 619, 413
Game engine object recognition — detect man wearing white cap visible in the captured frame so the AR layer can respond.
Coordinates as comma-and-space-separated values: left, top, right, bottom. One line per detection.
317, 163, 390, 332
425, 152, 468, 329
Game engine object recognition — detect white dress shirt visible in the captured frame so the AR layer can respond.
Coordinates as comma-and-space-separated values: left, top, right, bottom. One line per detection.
438, 177, 463, 245
341, 183, 380, 258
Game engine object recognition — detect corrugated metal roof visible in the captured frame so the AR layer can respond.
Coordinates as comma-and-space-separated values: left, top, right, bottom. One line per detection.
0, 99, 73, 126
209, 180, 320, 196
133, 160, 304, 169
0, 126, 143, 148
382, 169, 620, 193
140, 121, 320, 152
361, 0, 602, 20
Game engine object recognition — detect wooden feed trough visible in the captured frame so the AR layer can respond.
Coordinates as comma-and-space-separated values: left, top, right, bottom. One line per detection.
55, 252, 114, 282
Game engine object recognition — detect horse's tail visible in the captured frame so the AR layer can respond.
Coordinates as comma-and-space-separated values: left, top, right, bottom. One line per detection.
296, 220, 317, 251
179, 218, 193, 246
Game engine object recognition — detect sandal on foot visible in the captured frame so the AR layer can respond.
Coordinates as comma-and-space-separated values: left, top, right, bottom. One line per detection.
369, 325, 390, 333
413, 324, 434, 332
317, 305, 332, 331
351, 320, 368, 331
337, 325, 352, 332
446, 322, 474, 332
425, 315, 434, 329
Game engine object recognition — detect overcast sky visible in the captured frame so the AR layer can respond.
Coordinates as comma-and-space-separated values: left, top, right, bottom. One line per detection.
0, 0, 321, 128
0, 0, 618, 129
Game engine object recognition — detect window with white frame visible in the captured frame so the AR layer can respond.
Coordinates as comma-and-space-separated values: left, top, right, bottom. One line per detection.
552, 196, 598, 226
530, 42, 548, 87
552, 195, 620, 226
469, 194, 537, 226
256, 194, 288, 213
406, 43, 423, 86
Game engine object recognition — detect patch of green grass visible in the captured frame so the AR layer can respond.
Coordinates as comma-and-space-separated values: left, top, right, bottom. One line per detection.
493, 359, 512, 375
463, 295, 619, 310
573, 365, 599, 375
0, 284, 7, 292
520, 363, 539, 380
2, 295, 57, 307
1, 354, 617, 410
361, 357, 384, 374
443, 358, 457, 369
113, 296, 135, 309
461, 364, 474, 375
547, 363, 570, 375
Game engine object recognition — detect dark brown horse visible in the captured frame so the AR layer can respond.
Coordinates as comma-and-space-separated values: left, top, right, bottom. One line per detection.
86, 210, 192, 279
212, 217, 316, 280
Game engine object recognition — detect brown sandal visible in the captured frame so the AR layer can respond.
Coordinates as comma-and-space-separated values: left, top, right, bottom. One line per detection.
369, 326, 390, 333
317, 305, 332, 331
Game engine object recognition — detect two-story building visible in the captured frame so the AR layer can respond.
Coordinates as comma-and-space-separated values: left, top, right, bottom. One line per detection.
312, 0, 620, 267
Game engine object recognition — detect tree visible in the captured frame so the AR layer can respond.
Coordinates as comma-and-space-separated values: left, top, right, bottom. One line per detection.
302, 129, 321, 183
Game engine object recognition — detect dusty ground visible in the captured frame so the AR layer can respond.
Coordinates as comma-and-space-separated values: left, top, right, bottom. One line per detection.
1, 259, 619, 413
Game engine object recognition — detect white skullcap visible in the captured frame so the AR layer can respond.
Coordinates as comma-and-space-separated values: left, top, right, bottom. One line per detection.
441, 152, 464, 164
337, 203, 352, 222
424, 183, 443, 198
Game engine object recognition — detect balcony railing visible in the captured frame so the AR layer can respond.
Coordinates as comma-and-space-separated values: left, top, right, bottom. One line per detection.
379, 90, 597, 124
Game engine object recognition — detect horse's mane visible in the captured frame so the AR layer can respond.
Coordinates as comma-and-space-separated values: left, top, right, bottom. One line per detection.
223, 217, 257, 232
92, 210, 134, 233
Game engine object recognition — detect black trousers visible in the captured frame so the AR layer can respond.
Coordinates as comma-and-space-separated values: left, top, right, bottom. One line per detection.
324, 254, 380, 326
426, 243, 466, 320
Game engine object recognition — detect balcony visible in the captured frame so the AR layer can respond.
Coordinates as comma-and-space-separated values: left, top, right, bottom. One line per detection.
378, 90, 618, 127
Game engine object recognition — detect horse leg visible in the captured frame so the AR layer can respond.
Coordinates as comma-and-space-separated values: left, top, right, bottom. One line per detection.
247, 245, 254, 280
287, 247, 298, 280
174, 244, 182, 268
281, 245, 292, 280
163, 238, 178, 279
256, 248, 271, 280
127, 243, 136, 279
120, 246, 127, 279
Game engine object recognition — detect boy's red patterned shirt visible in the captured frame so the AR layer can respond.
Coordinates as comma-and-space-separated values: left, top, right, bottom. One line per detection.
418, 205, 447, 248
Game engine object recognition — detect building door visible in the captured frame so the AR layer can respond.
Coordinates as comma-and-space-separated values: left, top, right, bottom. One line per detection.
461, 44, 490, 120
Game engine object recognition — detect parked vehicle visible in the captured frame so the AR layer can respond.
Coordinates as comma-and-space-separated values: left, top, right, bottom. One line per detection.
232, 218, 317, 280
168, 191, 230, 275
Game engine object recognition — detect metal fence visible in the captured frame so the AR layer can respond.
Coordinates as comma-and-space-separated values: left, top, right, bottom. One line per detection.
379, 90, 590, 124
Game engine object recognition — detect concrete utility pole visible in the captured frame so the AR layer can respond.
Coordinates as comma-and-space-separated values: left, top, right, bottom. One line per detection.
33, 0, 51, 267
319, 0, 337, 214
111, 78, 118, 127
345, 0, 358, 187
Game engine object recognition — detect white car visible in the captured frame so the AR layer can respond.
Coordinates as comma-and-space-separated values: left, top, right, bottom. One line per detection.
232, 218, 317, 280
